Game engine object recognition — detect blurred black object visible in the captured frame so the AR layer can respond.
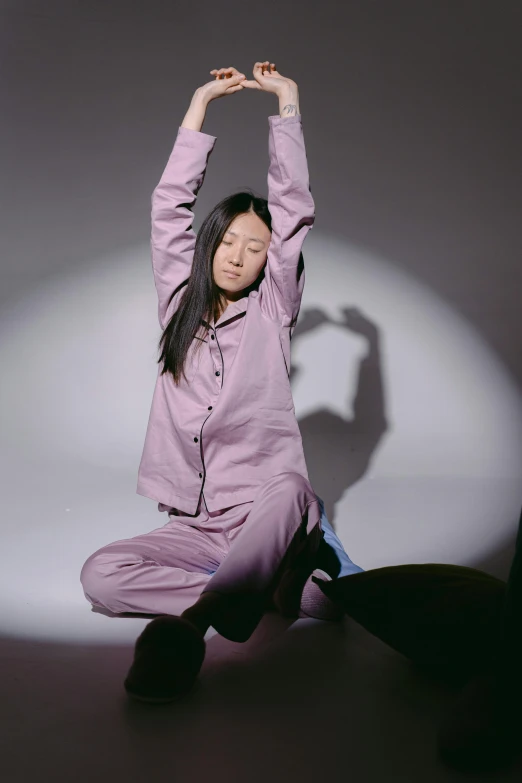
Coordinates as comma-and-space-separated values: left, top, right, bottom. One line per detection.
315, 563, 506, 685
315, 504, 522, 772
436, 506, 522, 772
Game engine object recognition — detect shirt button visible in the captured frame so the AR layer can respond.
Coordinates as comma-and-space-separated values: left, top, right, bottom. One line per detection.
199, 472, 203, 478
211, 335, 215, 340
208, 406, 212, 410
194, 437, 198, 442
215, 371, 220, 376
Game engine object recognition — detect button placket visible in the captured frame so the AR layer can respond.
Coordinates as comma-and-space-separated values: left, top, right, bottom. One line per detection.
210, 327, 223, 380
198, 325, 222, 484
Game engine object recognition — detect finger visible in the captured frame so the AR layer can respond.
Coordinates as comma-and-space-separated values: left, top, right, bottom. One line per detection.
214, 74, 245, 85
252, 63, 265, 79
215, 66, 244, 78
220, 71, 245, 80
223, 76, 244, 85
224, 82, 246, 93
253, 61, 273, 76
223, 77, 245, 91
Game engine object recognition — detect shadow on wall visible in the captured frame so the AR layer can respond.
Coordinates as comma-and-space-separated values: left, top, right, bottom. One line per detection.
291, 304, 520, 579
291, 305, 388, 532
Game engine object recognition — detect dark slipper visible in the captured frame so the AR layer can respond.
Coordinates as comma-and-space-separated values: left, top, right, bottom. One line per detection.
124, 615, 206, 704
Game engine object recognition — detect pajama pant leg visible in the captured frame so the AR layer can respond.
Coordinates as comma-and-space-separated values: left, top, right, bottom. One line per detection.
80, 512, 226, 616
80, 472, 322, 625
202, 471, 323, 608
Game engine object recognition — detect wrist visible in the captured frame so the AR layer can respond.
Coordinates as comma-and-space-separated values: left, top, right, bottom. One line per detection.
277, 88, 300, 118
181, 91, 209, 132
193, 88, 210, 107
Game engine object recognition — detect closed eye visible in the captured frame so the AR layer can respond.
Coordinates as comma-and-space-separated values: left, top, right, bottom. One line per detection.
222, 241, 260, 253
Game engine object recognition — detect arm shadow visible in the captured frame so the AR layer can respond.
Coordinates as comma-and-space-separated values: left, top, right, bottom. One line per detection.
290, 304, 389, 530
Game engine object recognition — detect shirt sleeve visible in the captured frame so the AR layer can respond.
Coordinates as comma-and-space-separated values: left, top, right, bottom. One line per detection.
259, 114, 316, 327
150, 125, 217, 330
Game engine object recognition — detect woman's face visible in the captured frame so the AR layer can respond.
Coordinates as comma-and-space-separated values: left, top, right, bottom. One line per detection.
213, 211, 271, 301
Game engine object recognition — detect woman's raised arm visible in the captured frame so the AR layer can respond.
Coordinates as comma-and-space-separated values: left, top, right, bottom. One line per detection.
151, 68, 246, 329
242, 63, 314, 327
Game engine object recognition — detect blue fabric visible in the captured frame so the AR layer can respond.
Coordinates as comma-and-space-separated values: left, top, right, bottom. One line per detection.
208, 492, 364, 578
316, 494, 365, 577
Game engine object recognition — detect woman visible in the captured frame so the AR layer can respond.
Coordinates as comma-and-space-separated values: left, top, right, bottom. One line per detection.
80, 61, 363, 704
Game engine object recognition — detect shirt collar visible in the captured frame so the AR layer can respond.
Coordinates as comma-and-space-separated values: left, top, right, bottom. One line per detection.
202, 293, 249, 329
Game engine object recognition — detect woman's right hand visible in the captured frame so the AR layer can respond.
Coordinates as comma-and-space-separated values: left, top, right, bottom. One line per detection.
198, 66, 247, 103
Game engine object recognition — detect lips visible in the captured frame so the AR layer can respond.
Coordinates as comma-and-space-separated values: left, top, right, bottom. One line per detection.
224, 270, 240, 278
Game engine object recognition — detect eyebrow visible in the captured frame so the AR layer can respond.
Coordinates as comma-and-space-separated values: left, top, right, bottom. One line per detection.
225, 230, 266, 245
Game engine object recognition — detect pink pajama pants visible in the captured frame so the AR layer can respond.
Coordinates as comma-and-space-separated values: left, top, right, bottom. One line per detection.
80, 472, 323, 622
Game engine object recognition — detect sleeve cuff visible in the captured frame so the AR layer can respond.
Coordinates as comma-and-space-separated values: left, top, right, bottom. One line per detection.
268, 114, 302, 126
176, 125, 217, 146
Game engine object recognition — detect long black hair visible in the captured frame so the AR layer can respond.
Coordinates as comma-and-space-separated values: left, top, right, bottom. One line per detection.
157, 190, 272, 386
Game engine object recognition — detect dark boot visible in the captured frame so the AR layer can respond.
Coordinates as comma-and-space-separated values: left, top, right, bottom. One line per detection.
124, 615, 206, 704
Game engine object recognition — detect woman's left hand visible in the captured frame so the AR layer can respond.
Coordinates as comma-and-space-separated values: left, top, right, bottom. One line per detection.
202, 66, 247, 102
240, 61, 298, 96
